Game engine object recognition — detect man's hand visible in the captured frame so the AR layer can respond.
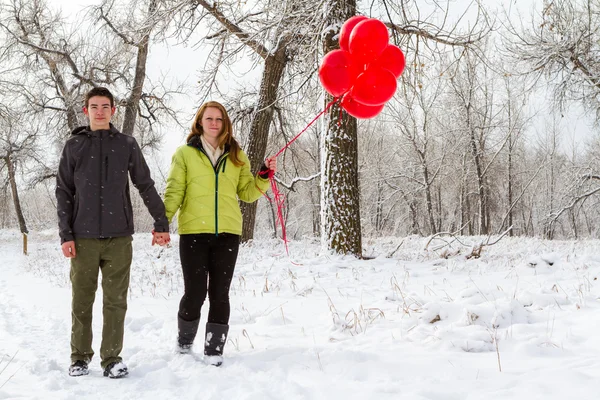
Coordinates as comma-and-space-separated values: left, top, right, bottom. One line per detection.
61, 241, 76, 258
152, 231, 171, 246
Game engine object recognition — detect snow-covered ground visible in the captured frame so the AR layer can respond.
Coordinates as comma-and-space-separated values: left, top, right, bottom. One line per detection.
1, 229, 600, 399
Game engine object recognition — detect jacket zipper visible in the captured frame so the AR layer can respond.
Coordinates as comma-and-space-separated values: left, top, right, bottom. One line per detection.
214, 153, 228, 236
99, 134, 103, 237
198, 148, 229, 236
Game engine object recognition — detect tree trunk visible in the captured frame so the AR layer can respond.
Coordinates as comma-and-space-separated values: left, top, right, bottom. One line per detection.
421, 160, 437, 234
5, 154, 28, 254
406, 195, 419, 235
320, 1, 361, 257
39, 56, 79, 131
121, 0, 157, 136
240, 42, 288, 242
507, 132, 514, 236
320, 100, 361, 256
468, 123, 487, 234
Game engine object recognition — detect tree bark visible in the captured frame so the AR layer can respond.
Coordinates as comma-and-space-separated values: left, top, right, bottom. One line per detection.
320, 0, 361, 257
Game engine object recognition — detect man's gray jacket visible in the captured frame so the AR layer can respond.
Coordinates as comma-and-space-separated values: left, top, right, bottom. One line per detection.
56, 124, 169, 244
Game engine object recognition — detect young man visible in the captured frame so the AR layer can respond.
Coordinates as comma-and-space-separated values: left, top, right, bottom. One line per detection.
56, 87, 170, 378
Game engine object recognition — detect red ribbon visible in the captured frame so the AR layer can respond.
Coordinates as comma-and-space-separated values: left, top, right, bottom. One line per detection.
260, 97, 340, 257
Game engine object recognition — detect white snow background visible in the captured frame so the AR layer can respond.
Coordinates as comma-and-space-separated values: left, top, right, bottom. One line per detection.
1, 230, 600, 399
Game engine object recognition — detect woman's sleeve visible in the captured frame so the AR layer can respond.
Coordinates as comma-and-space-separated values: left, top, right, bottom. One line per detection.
164, 148, 187, 223
237, 150, 270, 203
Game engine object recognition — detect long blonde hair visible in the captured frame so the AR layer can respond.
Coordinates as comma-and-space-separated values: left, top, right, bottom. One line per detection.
186, 101, 243, 167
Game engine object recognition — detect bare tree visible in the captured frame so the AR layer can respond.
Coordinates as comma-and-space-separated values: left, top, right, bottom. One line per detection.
167, 0, 325, 241
317, 0, 490, 255
505, 0, 600, 238
448, 49, 503, 235
497, 77, 533, 236
92, 0, 184, 145
0, 0, 96, 134
0, 92, 47, 253
505, 0, 600, 120
391, 60, 452, 235
319, 0, 363, 256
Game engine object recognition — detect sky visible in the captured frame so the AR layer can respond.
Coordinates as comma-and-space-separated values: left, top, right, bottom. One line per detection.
2, 230, 600, 399
41, 0, 598, 160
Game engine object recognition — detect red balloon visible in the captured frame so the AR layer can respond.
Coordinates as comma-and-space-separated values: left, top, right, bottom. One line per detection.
350, 67, 397, 106
348, 19, 389, 63
318, 50, 362, 97
339, 15, 368, 52
341, 93, 384, 119
370, 45, 406, 78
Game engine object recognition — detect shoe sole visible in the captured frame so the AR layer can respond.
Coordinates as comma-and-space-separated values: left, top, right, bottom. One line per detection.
68, 370, 89, 377
104, 371, 129, 379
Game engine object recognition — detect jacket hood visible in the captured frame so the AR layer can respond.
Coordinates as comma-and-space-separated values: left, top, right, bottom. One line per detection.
71, 123, 120, 136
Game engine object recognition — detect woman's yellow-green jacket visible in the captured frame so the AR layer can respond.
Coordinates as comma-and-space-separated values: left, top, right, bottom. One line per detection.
163, 136, 270, 235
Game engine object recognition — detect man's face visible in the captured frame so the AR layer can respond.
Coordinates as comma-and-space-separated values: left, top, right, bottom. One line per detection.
83, 96, 115, 130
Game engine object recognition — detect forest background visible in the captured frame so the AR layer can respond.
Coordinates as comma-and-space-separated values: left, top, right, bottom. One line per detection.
1, 0, 599, 256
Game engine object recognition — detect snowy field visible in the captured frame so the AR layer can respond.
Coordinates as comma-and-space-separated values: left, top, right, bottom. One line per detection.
1, 229, 600, 399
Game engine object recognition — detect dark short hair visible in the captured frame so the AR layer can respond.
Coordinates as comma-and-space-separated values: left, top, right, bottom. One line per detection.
85, 87, 114, 108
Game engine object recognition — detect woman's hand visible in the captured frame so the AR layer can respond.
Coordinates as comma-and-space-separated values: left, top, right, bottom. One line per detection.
265, 156, 277, 173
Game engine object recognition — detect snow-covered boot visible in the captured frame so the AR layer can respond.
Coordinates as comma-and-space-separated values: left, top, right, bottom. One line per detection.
204, 322, 229, 366
103, 361, 128, 379
178, 316, 200, 354
68, 360, 89, 377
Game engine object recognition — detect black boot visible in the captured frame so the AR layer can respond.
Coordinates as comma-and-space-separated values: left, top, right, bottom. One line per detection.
177, 316, 200, 354
204, 322, 229, 366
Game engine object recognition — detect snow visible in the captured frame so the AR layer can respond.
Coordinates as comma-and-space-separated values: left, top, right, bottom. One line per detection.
1, 230, 600, 399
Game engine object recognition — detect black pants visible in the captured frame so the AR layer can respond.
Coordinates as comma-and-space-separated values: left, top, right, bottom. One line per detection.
178, 233, 240, 325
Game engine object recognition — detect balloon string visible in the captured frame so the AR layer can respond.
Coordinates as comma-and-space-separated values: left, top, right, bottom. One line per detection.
273, 97, 339, 158
259, 96, 340, 259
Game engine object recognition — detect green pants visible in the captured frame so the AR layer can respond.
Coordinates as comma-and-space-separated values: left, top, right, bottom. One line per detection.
70, 236, 132, 369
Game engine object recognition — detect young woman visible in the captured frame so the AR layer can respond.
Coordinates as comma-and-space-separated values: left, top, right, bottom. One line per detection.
164, 101, 276, 366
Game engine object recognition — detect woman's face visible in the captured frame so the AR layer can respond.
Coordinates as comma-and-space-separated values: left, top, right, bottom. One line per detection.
200, 107, 224, 143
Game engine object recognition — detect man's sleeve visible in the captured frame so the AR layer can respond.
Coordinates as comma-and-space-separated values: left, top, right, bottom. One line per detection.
56, 142, 76, 244
129, 138, 169, 232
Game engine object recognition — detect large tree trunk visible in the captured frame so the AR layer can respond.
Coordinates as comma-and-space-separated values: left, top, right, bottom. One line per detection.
320, 103, 362, 256
121, 0, 157, 136
320, 0, 362, 257
240, 42, 288, 242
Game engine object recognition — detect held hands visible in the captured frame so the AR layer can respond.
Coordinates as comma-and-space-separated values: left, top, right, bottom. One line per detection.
152, 230, 171, 246
61, 241, 76, 258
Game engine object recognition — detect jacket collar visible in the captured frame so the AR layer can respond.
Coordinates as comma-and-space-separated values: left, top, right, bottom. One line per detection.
188, 134, 231, 153
71, 123, 120, 137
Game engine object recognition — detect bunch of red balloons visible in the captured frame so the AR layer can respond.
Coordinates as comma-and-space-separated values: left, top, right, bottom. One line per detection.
318, 16, 405, 119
